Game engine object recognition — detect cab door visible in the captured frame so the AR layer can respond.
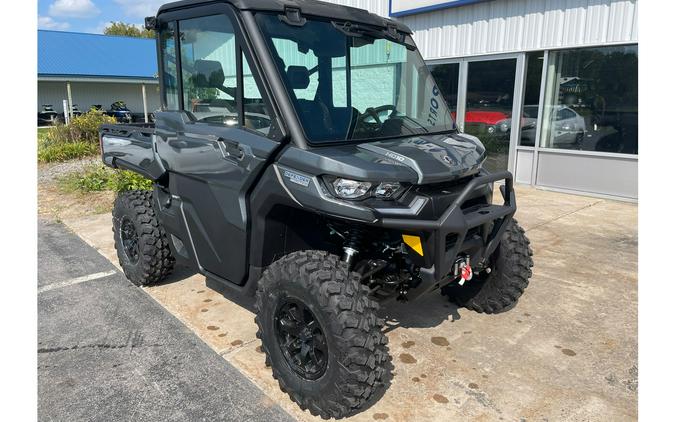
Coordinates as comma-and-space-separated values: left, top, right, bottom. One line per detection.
155, 6, 284, 285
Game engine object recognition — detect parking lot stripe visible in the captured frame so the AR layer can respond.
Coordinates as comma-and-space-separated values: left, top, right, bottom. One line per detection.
38, 270, 117, 294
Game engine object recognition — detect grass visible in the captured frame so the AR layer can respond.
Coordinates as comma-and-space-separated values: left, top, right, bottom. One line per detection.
38, 142, 99, 163
59, 164, 153, 193
37, 127, 50, 141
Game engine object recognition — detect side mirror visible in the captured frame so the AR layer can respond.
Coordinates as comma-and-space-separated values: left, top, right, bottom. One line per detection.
286, 66, 310, 90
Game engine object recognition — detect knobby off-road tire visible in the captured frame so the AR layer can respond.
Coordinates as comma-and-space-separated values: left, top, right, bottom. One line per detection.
255, 251, 389, 419
442, 219, 533, 314
112, 190, 175, 286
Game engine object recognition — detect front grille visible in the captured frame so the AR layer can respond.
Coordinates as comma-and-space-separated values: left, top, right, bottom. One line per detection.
445, 226, 482, 251
413, 177, 491, 220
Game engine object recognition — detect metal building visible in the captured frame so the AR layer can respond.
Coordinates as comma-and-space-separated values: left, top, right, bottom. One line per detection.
328, 0, 639, 200
37, 30, 160, 122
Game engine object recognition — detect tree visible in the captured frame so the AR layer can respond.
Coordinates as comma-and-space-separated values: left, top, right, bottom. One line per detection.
103, 22, 155, 39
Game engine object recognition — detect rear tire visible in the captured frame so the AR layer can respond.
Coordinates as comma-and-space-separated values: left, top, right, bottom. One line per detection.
255, 250, 389, 419
442, 219, 533, 314
112, 190, 174, 286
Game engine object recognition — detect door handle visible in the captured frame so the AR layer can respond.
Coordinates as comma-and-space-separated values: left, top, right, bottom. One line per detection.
222, 140, 244, 160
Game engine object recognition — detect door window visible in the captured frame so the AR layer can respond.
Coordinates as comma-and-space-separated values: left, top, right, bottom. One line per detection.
242, 54, 272, 134
179, 14, 240, 126
465, 59, 517, 173
428, 62, 459, 121
160, 21, 179, 110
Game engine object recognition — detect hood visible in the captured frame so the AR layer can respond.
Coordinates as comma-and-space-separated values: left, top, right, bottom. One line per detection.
279, 132, 486, 185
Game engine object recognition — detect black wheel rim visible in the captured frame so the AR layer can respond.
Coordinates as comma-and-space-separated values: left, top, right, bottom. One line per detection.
120, 216, 140, 265
274, 298, 328, 380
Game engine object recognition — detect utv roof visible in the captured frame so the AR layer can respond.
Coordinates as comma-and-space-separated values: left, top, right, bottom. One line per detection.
157, 0, 411, 33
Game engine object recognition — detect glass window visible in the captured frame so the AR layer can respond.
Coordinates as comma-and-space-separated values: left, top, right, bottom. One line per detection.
270, 38, 319, 101
255, 14, 454, 144
179, 14, 239, 126
540, 45, 638, 154
465, 58, 517, 172
428, 62, 459, 121
242, 54, 272, 135
160, 22, 179, 110
519, 52, 544, 146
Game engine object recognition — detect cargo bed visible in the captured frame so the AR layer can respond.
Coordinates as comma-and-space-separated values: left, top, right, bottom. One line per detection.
100, 123, 165, 181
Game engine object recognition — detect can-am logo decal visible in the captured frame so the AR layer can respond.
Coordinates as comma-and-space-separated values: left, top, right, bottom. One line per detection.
384, 151, 406, 162
283, 170, 310, 187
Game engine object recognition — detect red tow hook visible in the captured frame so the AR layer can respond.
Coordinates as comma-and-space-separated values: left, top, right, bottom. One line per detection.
459, 263, 473, 286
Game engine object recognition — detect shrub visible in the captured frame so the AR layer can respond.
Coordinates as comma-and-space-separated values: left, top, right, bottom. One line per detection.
38, 110, 117, 162
60, 164, 153, 193
38, 142, 99, 163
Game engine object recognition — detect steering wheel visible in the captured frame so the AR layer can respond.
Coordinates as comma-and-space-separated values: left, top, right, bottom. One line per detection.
361, 105, 398, 126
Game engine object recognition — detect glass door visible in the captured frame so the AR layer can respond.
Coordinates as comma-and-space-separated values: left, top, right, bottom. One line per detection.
428, 55, 524, 174
464, 58, 518, 173
428, 61, 460, 127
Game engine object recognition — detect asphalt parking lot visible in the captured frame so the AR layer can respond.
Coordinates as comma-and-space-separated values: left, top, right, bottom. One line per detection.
45, 185, 637, 421
38, 221, 293, 422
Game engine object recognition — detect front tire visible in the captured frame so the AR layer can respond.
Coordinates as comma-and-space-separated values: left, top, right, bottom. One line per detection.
442, 219, 533, 313
112, 190, 174, 286
255, 251, 389, 419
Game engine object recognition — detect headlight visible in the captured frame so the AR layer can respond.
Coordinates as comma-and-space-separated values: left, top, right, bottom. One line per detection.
332, 178, 372, 199
374, 182, 401, 198
329, 178, 405, 200
499, 122, 510, 132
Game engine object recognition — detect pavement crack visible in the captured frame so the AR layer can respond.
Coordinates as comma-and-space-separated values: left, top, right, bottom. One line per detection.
38, 342, 167, 354
218, 339, 259, 356
525, 199, 604, 232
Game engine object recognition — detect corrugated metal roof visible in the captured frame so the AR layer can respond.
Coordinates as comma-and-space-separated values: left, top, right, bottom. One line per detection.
38, 30, 158, 80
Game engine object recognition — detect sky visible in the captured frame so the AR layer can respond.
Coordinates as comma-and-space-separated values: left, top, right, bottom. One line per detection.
38, 0, 167, 33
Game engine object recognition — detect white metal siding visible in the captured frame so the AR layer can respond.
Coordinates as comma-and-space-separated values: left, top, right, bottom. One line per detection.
37, 81, 161, 114
324, 0, 390, 17
323, 0, 638, 59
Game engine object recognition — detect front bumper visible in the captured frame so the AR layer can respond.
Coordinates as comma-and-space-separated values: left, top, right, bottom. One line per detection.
378, 171, 516, 299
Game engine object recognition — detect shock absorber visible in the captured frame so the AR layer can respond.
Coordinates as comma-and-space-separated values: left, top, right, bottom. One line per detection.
342, 227, 364, 269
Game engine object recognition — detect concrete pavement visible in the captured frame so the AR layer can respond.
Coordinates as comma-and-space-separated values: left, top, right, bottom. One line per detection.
60, 185, 638, 421
38, 220, 295, 422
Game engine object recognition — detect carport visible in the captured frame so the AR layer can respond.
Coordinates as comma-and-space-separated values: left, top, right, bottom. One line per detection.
37, 30, 160, 122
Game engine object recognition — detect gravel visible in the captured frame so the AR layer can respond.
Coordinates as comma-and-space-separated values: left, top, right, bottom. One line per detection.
38, 157, 101, 185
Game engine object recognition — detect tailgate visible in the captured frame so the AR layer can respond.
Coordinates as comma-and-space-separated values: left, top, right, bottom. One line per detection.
100, 123, 165, 181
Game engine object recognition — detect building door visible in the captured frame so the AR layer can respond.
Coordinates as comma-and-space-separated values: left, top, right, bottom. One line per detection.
428, 54, 525, 174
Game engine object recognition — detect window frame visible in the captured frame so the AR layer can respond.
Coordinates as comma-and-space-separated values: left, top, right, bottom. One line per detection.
156, 4, 281, 138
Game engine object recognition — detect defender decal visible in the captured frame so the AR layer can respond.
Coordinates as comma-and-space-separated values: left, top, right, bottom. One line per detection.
283, 169, 311, 187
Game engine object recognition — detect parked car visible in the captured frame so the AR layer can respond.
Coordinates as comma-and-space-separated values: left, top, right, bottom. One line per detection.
99, 0, 534, 418
37, 104, 61, 126
495, 105, 586, 146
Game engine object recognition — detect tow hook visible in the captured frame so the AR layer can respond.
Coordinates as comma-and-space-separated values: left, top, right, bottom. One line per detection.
453, 256, 473, 286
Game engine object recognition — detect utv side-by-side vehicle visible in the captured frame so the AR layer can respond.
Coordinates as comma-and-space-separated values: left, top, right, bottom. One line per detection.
100, 0, 533, 418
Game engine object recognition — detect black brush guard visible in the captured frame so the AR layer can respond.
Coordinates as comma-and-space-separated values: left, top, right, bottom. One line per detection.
380, 171, 516, 300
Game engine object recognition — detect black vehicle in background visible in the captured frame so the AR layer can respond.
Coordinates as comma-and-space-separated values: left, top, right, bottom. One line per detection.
37, 104, 61, 126
71, 104, 84, 118
99, 0, 534, 418
107, 101, 133, 123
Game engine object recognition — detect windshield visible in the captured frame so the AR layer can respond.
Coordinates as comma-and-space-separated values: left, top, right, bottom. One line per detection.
255, 14, 455, 145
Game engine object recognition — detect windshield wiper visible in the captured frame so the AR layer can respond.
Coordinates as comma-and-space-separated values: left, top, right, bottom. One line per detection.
331, 21, 416, 50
